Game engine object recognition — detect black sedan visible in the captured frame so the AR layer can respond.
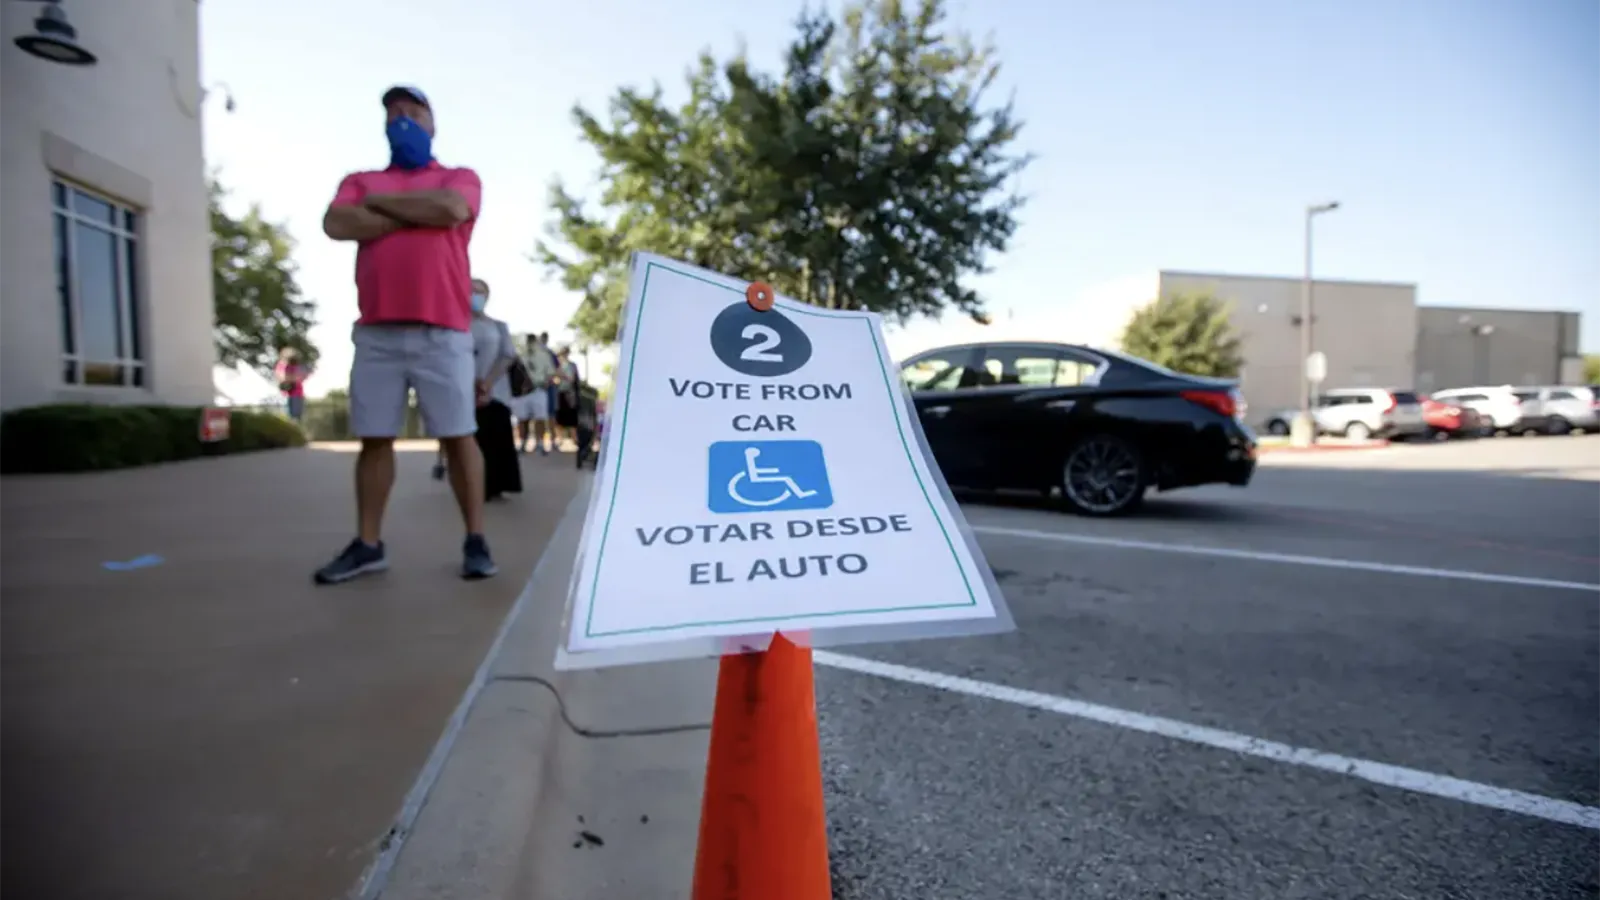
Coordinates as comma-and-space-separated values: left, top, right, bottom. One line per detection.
900, 341, 1257, 516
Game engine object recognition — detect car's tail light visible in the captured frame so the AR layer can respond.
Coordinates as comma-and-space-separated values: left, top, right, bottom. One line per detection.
1382, 392, 1398, 413
1182, 389, 1237, 419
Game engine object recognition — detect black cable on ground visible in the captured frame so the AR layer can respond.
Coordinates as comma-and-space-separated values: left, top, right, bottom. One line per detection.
491, 674, 712, 739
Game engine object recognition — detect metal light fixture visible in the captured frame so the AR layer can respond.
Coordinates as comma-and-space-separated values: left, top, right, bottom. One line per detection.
13, 1, 96, 66
1292, 200, 1341, 446
209, 82, 238, 113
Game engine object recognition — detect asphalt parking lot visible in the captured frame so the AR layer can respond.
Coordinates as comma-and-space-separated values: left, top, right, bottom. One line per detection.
818, 434, 1600, 899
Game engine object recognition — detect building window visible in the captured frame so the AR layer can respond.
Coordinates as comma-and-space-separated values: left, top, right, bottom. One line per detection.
53, 180, 143, 387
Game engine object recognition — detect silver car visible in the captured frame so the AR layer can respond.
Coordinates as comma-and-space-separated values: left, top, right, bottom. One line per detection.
1511, 385, 1600, 434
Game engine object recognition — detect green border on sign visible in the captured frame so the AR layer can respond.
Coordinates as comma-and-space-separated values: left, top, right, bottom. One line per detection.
584, 261, 978, 638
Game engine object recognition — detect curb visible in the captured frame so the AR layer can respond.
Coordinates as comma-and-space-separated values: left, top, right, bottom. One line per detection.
1256, 439, 1390, 454
350, 490, 588, 900
366, 485, 715, 900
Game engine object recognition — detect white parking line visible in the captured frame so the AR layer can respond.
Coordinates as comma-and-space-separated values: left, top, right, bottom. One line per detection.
970, 525, 1600, 593
814, 651, 1600, 831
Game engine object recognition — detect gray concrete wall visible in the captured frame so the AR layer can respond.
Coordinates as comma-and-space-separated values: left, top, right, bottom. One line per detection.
1416, 307, 1584, 391
1159, 271, 1418, 422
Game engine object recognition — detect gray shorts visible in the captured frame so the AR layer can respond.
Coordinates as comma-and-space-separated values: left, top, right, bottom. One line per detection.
349, 324, 476, 439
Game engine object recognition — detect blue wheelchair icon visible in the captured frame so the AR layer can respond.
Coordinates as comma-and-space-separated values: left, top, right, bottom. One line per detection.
707, 440, 834, 514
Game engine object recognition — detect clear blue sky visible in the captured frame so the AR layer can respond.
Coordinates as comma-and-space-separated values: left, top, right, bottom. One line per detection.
201, 0, 1599, 394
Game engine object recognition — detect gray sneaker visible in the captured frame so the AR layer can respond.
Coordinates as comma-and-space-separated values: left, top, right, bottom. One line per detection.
314, 539, 388, 585
461, 534, 498, 580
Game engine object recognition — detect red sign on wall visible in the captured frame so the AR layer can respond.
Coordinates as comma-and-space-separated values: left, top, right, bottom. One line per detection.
199, 407, 231, 443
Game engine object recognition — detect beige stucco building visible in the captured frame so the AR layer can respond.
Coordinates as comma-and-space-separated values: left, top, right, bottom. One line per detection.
1, 0, 214, 412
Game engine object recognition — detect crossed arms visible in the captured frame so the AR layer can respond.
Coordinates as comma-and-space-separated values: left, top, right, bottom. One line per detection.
322, 171, 481, 242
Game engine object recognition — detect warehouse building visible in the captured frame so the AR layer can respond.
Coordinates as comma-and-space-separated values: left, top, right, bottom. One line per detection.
1158, 270, 1418, 420
1415, 306, 1585, 391
1, 0, 213, 412
1156, 271, 1584, 424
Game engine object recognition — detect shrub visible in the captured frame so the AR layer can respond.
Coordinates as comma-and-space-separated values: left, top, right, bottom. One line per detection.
0, 404, 307, 474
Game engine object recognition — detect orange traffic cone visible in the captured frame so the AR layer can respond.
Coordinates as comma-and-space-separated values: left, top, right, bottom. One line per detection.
691, 632, 832, 900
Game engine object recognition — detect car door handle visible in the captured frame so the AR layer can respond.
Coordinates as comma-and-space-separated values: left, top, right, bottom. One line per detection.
924, 405, 951, 418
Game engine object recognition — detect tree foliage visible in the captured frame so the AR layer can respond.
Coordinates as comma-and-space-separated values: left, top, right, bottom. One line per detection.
1584, 353, 1600, 385
211, 177, 318, 375
1119, 291, 1244, 378
537, 0, 1031, 345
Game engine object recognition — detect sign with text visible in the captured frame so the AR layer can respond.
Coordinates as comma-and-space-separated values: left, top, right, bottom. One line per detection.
564, 254, 1007, 660
199, 407, 231, 443
1305, 351, 1328, 385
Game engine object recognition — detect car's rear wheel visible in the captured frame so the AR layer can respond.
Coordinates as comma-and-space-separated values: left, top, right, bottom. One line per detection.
1266, 419, 1290, 436
1060, 434, 1147, 517
1345, 421, 1372, 441
1546, 416, 1571, 436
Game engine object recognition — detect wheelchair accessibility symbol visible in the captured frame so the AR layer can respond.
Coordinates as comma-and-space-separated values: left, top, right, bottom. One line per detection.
707, 440, 834, 514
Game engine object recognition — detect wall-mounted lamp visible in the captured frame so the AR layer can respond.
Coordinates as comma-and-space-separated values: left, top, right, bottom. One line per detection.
168, 64, 237, 118
12, 1, 96, 66
208, 82, 238, 113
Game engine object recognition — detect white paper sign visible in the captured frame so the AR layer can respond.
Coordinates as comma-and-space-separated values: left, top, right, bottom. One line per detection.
565, 254, 1003, 655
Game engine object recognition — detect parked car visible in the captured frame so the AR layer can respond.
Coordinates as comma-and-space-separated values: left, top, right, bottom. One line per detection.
1420, 395, 1484, 439
1429, 386, 1533, 435
1505, 388, 1557, 434
1506, 385, 1599, 434
898, 342, 1256, 517
1263, 388, 1427, 441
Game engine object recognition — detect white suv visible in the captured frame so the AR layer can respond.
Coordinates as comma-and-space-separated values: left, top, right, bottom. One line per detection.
1311, 388, 1429, 440
1430, 386, 1528, 434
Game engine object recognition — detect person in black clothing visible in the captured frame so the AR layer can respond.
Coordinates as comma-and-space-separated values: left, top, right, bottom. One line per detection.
468, 278, 522, 500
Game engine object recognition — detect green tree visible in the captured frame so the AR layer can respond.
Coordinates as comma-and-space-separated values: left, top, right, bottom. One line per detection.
211, 176, 319, 375
1119, 291, 1244, 378
537, 0, 1031, 344
1583, 353, 1600, 384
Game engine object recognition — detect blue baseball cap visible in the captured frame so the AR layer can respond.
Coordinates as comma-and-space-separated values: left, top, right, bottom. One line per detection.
381, 85, 430, 110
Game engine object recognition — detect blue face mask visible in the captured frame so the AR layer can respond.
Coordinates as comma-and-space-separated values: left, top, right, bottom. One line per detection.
386, 116, 433, 170
470, 292, 488, 312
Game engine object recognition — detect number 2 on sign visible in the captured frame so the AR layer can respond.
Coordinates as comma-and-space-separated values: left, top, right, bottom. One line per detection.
739, 324, 783, 362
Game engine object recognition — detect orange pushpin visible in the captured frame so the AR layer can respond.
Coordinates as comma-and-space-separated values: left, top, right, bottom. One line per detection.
746, 281, 775, 312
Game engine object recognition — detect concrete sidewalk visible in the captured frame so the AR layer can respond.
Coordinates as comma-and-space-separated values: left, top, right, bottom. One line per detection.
1, 446, 579, 900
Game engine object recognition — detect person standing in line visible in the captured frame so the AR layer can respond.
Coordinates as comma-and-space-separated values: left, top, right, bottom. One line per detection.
469, 278, 522, 500
553, 345, 582, 448
314, 84, 497, 584
514, 333, 555, 454
275, 347, 309, 422
539, 332, 560, 444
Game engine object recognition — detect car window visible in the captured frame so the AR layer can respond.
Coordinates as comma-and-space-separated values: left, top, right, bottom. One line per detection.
1012, 356, 1059, 386
1548, 389, 1577, 401
972, 347, 1089, 389
1453, 393, 1486, 402
1344, 394, 1373, 405
901, 351, 978, 391
1512, 390, 1539, 402
1390, 391, 1420, 404
1056, 359, 1098, 386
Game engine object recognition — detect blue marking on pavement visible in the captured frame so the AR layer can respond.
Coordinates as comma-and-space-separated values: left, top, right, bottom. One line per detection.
102, 554, 165, 571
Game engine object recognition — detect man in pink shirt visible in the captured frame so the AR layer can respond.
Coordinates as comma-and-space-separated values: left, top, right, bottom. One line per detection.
314, 85, 497, 584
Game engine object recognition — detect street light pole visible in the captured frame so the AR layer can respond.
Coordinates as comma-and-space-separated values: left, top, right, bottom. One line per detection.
1297, 201, 1340, 442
